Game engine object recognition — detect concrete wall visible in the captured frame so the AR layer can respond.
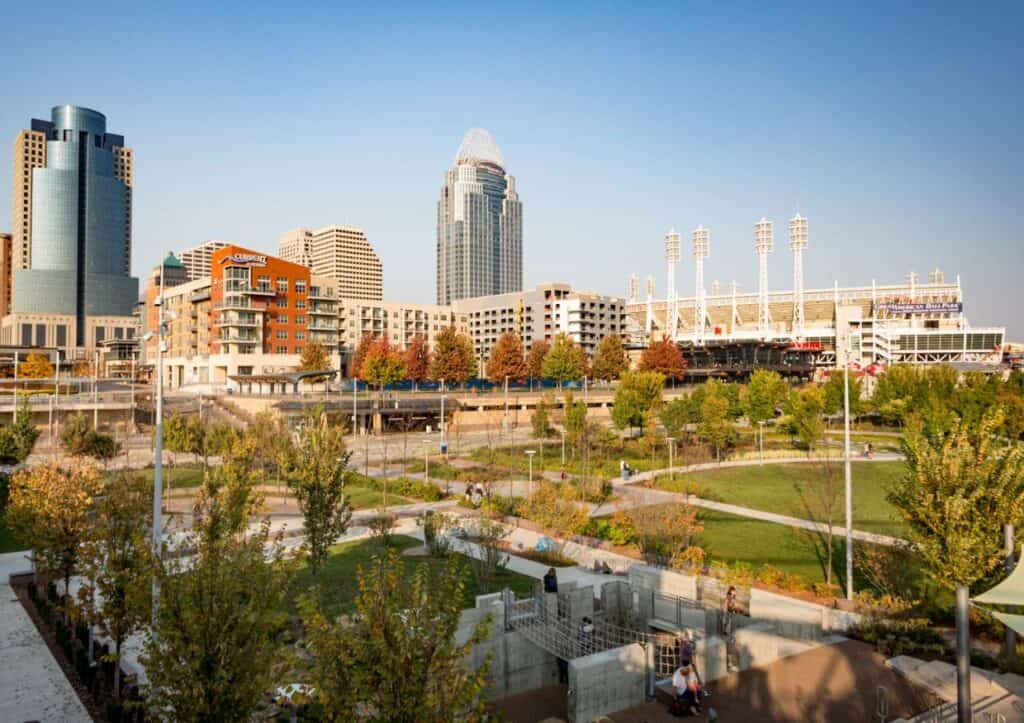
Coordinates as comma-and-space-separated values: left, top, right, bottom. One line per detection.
628, 566, 697, 602
568, 643, 651, 723
748, 588, 826, 642
460, 599, 558, 698
733, 622, 781, 670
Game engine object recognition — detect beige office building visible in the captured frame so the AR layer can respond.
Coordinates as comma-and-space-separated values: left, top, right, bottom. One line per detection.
279, 225, 383, 301
178, 240, 231, 281
453, 282, 626, 362
339, 298, 464, 353
5, 130, 47, 316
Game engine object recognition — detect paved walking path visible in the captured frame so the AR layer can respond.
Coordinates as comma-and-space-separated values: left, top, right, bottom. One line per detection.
0, 551, 91, 723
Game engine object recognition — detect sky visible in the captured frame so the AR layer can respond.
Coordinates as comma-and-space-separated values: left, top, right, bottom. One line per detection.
1, 1, 1022, 337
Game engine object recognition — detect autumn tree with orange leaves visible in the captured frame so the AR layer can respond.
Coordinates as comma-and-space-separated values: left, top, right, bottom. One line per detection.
638, 337, 685, 380
403, 335, 431, 387
486, 332, 528, 384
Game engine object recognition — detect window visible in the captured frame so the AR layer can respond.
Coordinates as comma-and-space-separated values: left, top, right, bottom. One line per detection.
296, 331, 306, 340
95, 327, 106, 344
276, 346, 287, 354
295, 281, 306, 294
294, 347, 303, 355
35, 324, 46, 346
277, 314, 287, 324
56, 325, 67, 347
20, 324, 31, 346
295, 315, 306, 325
276, 330, 288, 340
276, 279, 288, 292
277, 298, 288, 308
295, 300, 306, 309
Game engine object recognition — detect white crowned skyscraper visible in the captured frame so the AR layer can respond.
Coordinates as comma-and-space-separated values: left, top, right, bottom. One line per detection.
436, 128, 522, 304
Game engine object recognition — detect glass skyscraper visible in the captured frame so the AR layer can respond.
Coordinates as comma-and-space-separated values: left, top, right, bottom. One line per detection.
12, 106, 138, 345
436, 128, 522, 304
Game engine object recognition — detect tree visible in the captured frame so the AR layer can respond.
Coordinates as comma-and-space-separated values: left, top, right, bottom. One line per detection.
591, 334, 629, 382
301, 549, 492, 722
81, 430, 122, 467
822, 372, 863, 418
60, 412, 92, 456
486, 331, 528, 384
522, 482, 591, 555
285, 408, 352, 578
361, 336, 407, 391
888, 409, 1024, 591
527, 340, 551, 381
659, 396, 690, 440
78, 472, 153, 700
794, 461, 843, 586
616, 502, 704, 569
638, 337, 685, 380
403, 334, 431, 387
696, 382, 736, 461
19, 352, 54, 379
531, 394, 554, 439
563, 391, 588, 454
349, 332, 376, 380
611, 370, 665, 433
298, 339, 331, 371
430, 326, 476, 383
787, 386, 826, 452
8, 398, 39, 461
6, 462, 102, 621
743, 369, 789, 424
142, 518, 291, 723
164, 413, 236, 476
246, 411, 294, 488
542, 333, 586, 387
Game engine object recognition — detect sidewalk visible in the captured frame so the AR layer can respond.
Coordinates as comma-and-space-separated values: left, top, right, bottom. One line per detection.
0, 551, 91, 723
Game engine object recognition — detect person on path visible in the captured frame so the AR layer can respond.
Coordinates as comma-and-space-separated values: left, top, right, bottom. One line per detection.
543, 567, 558, 594
578, 617, 594, 656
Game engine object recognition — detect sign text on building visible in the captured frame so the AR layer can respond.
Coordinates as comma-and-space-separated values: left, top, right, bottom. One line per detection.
875, 301, 963, 314
219, 253, 268, 267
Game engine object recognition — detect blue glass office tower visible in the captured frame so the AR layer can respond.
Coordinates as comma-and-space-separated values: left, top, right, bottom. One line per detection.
12, 106, 138, 345
436, 129, 522, 305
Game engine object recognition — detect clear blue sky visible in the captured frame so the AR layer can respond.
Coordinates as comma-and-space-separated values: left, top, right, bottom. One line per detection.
1, 1, 1022, 337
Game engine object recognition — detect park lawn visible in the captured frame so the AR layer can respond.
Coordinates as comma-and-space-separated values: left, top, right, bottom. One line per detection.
698, 508, 828, 583
288, 534, 536, 618
344, 486, 412, 509
124, 465, 205, 489
655, 461, 907, 537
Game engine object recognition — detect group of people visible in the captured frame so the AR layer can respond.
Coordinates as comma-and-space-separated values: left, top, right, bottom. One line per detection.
671, 585, 739, 716
464, 482, 486, 507
619, 459, 633, 479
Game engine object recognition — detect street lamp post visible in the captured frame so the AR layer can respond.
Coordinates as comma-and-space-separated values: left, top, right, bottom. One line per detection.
843, 338, 854, 601
423, 431, 430, 486
440, 379, 446, 456
668, 437, 675, 481
526, 450, 536, 499
561, 430, 566, 467
758, 421, 765, 466
151, 260, 167, 626
93, 349, 100, 430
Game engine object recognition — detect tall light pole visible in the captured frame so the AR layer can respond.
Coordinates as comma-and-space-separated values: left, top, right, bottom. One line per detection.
526, 449, 536, 499
93, 349, 99, 429
843, 337, 854, 601
668, 437, 675, 481
423, 431, 430, 485
758, 421, 766, 466
440, 379, 446, 456
152, 259, 166, 624
561, 430, 566, 467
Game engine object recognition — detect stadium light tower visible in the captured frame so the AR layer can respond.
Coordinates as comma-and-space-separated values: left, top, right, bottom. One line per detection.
711, 279, 721, 297
665, 228, 681, 341
629, 273, 639, 303
789, 214, 809, 338
645, 274, 655, 335
929, 267, 945, 285
755, 218, 774, 338
693, 225, 710, 343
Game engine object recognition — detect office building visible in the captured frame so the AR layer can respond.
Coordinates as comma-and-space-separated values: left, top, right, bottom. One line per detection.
0, 233, 10, 316
453, 282, 626, 366
178, 240, 231, 281
338, 298, 464, 361
6, 106, 138, 347
278, 225, 383, 301
436, 128, 522, 305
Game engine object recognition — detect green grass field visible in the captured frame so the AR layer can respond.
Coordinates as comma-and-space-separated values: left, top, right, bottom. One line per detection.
288, 534, 536, 617
0, 521, 25, 553
656, 461, 907, 537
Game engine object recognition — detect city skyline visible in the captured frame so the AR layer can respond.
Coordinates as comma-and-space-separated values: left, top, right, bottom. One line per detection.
0, 3, 1021, 337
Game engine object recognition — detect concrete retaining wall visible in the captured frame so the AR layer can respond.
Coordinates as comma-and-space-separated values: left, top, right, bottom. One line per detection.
734, 622, 780, 670
460, 600, 559, 698
628, 565, 698, 601
568, 643, 651, 723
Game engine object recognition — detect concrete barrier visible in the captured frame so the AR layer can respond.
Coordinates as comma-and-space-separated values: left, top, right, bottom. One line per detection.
748, 588, 824, 642
628, 565, 698, 601
734, 622, 780, 670
568, 643, 651, 722
461, 601, 559, 698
